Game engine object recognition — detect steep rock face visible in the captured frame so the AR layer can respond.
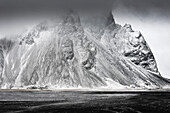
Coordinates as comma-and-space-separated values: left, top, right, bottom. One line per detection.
100, 23, 160, 76
0, 10, 169, 89
112, 24, 159, 75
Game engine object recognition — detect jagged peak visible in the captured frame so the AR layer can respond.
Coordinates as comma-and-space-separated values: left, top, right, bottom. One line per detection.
64, 10, 81, 25
0, 10, 169, 89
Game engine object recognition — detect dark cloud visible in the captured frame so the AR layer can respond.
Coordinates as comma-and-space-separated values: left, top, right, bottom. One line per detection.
0, 0, 114, 20
0, 0, 113, 12
0, 0, 170, 19
114, 0, 170, 16
117, 0, 170, 9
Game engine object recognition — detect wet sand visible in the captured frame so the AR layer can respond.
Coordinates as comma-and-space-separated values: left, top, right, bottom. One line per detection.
0, 90, 170, 113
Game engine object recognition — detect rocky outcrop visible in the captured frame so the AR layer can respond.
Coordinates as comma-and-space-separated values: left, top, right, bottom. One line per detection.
111, 24, 159, 75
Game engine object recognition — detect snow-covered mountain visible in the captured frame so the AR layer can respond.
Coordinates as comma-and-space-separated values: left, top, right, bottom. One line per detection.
0, 10, 169, 89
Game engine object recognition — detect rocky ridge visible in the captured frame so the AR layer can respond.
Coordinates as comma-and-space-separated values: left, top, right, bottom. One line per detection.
0, 10, 169, 89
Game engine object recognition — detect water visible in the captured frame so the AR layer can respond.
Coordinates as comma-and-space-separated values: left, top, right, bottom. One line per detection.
0, 90, 170, 113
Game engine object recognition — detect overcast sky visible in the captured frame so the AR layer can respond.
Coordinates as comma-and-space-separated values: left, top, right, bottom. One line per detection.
0, 0, 170, 78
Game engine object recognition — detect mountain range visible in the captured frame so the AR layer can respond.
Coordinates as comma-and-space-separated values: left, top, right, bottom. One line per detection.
0, 10, 169, 90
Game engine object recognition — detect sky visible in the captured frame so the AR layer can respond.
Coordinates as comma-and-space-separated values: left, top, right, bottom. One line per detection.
0, 0, 170, 78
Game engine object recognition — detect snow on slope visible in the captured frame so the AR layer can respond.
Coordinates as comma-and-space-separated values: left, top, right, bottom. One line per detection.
0, 10, 169, 89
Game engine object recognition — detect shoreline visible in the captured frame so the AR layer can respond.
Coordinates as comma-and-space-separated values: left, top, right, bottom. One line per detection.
0, 88, 170, 92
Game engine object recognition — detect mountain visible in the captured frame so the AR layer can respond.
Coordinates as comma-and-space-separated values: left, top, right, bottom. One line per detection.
0, 10, 169, 89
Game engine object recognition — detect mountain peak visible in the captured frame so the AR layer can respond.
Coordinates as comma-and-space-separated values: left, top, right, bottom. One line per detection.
0, 10, 169, 90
